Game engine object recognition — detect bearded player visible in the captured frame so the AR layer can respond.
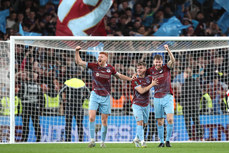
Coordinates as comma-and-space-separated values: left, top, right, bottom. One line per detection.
75, 46, 132, 148
146, 44, 175, 147
131, 62, 158, 147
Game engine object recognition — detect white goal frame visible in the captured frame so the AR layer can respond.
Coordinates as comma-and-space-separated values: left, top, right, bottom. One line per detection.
8, 36, 229, 144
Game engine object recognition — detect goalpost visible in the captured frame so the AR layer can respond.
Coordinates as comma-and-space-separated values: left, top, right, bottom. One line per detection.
0, 36, 228, 143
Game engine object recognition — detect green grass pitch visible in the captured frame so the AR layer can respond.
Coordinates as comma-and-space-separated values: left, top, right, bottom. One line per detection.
0, 143, 228, 153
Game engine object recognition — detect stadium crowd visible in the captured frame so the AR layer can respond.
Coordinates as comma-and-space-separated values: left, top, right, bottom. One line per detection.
0, 0, 228, 40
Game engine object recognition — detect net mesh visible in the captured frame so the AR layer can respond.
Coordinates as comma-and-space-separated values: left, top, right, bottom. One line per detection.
1, 37, 229, 143
15, 39, 229, 52
0, 41, 10, 142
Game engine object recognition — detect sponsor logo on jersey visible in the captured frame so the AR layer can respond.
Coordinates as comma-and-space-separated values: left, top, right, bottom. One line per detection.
159, 70, 163, 73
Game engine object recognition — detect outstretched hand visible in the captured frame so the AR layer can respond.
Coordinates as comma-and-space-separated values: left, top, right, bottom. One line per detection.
75, 46, 81, 51
164, 44, 169, 51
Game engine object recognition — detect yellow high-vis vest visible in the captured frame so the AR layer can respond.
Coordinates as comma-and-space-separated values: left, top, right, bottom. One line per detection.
200, 93, 213, 110
0, 96, 22, 115
44, 94, 60, 108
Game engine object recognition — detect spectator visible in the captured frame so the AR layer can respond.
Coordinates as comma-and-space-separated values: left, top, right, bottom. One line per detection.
59, 78, 90, 142
12, 12, 24, 32
133, 3, 144, 18
0, 0, 11, 10
180, 71, 203, 141
220, 90, 229, 114
200, 83, 213, 115
16, 71, 45, 142
173, 67, 192, 85
117, 15, 129, 35
23, 9, 38, 32
142, 0, 161, 27
208, 75, 228, 115
6, 11, 16, 29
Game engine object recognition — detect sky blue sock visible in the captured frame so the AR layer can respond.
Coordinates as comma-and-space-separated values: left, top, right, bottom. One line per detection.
137, 125, 144, 141
89, 121, 95, 139
158, 125, 164, 143
101, 125, 107, 142
166, 124, 173, 141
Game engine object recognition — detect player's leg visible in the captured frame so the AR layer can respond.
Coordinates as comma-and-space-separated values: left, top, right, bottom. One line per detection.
132, 104, 144, 147
99, 94, 111, 148
88, 110, 96, 147
140, 104, 150, 147
157, 118, 165, 147
88, 91, 99, 147
154, 98, 165, 147
101, 113, 108, 147
164, 94, 174, 147
165, 113, 173, 147
145, 112, 154, 141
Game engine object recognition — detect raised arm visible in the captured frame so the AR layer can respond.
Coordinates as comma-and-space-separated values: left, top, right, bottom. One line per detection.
114, 73, 132, 81
152, 0, 161, 13
135, 79, 158, 94
75, 46, 87, 68
164, 44, 175, 69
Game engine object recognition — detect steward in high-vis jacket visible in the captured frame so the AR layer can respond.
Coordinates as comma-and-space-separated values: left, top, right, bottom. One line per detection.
59, 78, 90, 142
17, 72, 45, 142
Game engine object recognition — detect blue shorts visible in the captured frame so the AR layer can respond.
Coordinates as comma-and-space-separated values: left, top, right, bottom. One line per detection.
89, 91, 111, 114
132, 104, 150, 123
154, 94, 174, 118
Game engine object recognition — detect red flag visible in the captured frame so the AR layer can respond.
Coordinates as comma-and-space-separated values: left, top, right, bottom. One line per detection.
56, 0, 113, 36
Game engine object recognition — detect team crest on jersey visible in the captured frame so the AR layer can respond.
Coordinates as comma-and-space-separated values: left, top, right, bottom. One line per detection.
107, 69, 111, 73
134, 81, 139, 86
96, 73, 99, 76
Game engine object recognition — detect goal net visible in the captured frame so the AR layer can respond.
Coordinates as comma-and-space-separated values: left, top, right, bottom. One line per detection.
1, 36, 229, 143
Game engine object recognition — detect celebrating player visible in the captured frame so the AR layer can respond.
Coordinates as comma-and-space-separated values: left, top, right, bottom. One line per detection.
75, 46, 132, 148
146, 44, 175, 147
132, 62, 158, 147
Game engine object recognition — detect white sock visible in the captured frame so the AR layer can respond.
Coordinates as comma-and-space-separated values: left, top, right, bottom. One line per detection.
91, 138, 95, 142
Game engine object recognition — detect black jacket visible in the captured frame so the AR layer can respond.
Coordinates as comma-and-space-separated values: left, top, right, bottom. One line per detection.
180, 77, 202, 108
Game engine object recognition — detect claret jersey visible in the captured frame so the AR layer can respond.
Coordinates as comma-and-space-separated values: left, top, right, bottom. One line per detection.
87, 63, 117, 96
146, 64, 173, 98
131, 76, 152, 107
